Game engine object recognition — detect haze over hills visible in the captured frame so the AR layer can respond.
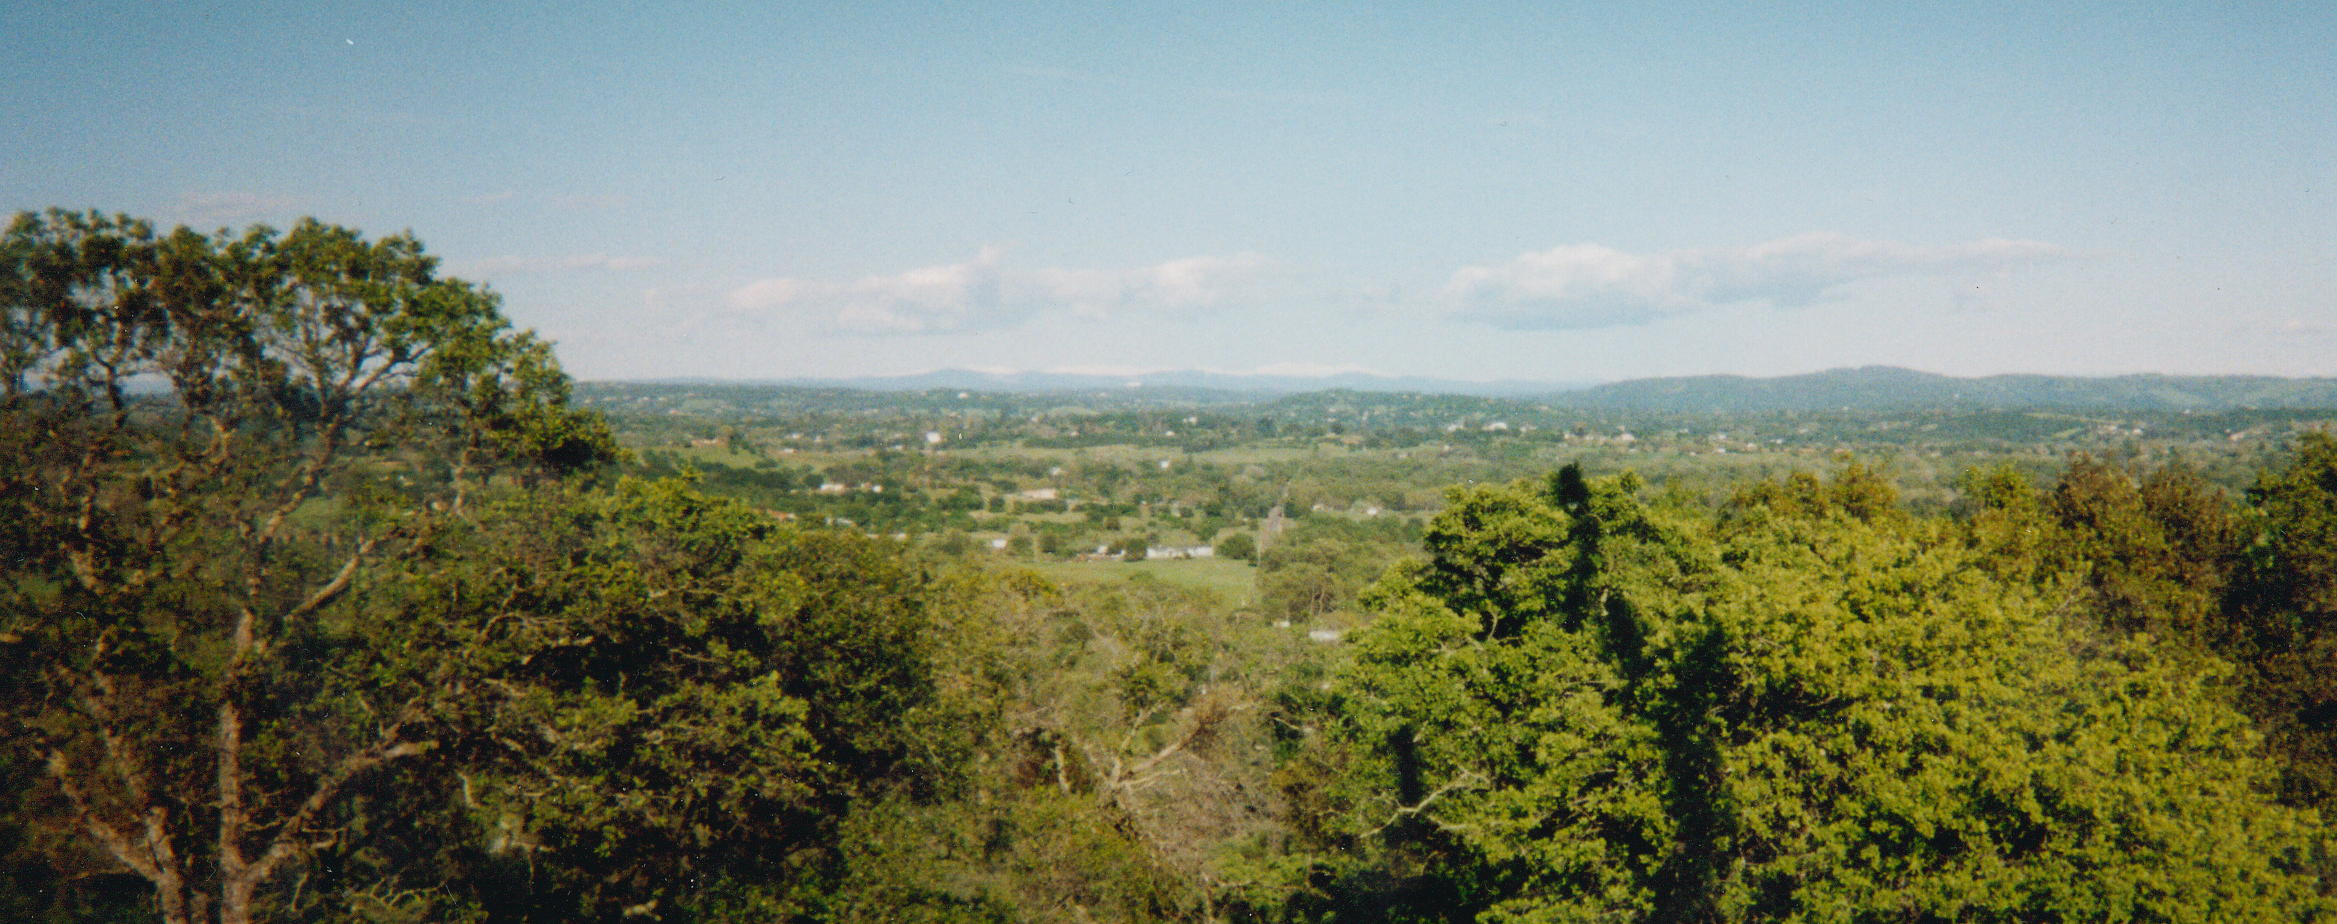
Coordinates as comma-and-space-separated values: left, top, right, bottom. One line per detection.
660, 368, 1581, 398
1561, 366, 2337, 413
627, 366, 2337, 413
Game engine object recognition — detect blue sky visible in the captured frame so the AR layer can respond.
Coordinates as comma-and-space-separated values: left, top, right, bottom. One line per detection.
6, 2, 2334, 383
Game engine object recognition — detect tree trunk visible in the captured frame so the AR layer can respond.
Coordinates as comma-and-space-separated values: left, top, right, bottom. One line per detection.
218, 877, 259, 924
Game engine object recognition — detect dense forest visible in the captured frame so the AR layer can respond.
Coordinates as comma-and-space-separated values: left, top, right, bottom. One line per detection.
6, 211, 2337, 921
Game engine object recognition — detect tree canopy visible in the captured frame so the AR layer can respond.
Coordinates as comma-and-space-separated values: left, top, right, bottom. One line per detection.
1283, 464, 2329, 921
0, 211, 942, 922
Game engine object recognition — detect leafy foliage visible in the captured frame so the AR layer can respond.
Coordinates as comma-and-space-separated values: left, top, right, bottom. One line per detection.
0, 212, 961, 923
810, 569, 1306, 923
2229, 432, 2337, 810
1284, 465, 2328, 921
0, 209, 625, 924
365, 478, 947, 921
1257, 516, 1415, 626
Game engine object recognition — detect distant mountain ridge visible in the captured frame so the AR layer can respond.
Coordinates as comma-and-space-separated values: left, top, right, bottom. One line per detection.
701, 368, 1577, 398
1559, 366, 2337, 412
629, 365, 2337, 412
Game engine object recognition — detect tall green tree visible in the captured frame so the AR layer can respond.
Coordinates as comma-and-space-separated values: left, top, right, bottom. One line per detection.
2230, 431, 2337, 809
0, 210, 614, 923
1285, 465, 2327, 921
371, 478, 949, 922
1257, 517, 1413, 625
2039, 454, 2238, 638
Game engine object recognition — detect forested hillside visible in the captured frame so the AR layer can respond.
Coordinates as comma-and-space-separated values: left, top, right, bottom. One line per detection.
6, 212, 2336, 921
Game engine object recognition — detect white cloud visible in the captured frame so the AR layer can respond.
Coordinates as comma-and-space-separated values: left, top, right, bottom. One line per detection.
1447, 232, 2068, 330
727, 248, 1272, 334
729, 246, 1009, 334
453, 253, 665, 275
1028, 253, 1271, 317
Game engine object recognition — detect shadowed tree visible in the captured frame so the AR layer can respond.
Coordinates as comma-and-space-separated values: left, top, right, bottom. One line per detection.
2230, 432, 2337, 811
0, 210, 613, 923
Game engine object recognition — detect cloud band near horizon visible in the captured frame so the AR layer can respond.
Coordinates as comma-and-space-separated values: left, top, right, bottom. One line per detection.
719, 232, 2066, 335
1446, 232, 2069, 329
726, 247, 1274, 334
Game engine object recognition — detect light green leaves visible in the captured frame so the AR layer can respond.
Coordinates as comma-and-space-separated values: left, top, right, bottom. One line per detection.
1303, 465, 2330, 921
